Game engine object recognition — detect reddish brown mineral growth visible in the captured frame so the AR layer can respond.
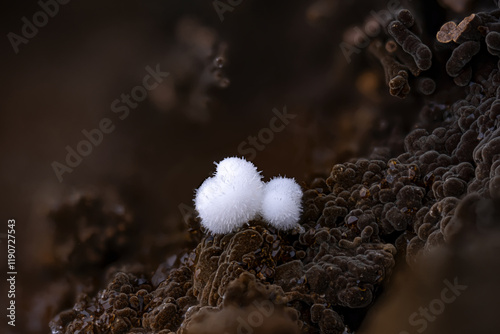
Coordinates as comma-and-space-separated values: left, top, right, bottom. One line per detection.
436, 14, 482, 43
439, 8, 500, 85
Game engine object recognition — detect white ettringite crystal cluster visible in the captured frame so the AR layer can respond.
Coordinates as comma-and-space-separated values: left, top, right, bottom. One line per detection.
261, 176, 303, 231
194, 157, 303, 234
194, 157, 264, 234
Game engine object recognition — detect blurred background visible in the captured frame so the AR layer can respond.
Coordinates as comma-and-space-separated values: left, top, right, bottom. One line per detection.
0, 0, 496, 333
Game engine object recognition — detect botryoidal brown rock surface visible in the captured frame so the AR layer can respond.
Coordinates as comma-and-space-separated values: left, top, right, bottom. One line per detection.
50, 4, 500, 334
49, 68, 500, 333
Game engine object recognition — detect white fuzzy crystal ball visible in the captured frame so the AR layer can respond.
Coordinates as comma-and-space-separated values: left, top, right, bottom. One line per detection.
261, 177, 303, 230
194, 157, 264, 234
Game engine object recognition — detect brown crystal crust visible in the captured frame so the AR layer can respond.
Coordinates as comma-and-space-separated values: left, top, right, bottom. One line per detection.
50, 61, 500, 332
446, 41, 480, 78
486, 31, 500, 56
353, 6, 435, 98
49, 217, 396, 333
183, 272, 301, 334
438, 9, 500, 84
368, 40, 411, 98
361, 200, 500, 334
388, 20, 432, 71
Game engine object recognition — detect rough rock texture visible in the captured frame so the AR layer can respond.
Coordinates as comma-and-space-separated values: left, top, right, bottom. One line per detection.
26, 189, 136, 332
48, 60, 500, 330
50, 216, 396, 333
361, 197, 500, 334
183, 272, 301, 334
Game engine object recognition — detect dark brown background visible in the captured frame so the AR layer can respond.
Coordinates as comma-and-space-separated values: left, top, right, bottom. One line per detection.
0, 1, 494, 333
